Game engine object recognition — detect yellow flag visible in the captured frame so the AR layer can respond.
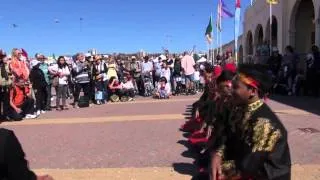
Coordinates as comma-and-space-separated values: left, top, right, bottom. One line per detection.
267, 0, 278, 4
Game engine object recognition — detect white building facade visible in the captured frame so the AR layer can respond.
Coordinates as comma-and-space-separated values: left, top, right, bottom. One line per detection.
241, 0, 320, 62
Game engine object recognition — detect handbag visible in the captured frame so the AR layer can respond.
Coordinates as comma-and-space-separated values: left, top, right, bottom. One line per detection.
78, 96, 90, 108
95, 91, 103, 100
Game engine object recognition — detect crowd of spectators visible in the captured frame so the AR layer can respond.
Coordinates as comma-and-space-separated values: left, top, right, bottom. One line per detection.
0, 49, 207, 121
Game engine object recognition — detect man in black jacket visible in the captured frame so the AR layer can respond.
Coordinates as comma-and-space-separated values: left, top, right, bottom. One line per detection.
211, 64, 291, 180
29, 60, 48, 116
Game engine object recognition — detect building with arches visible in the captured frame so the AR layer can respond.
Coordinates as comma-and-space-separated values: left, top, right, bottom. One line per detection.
240, 0, 320, 62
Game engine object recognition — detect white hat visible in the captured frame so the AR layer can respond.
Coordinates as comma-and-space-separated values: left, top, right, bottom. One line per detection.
30, 59, 41, 68
159, 55, 167, 60
131, 56, 136, 59
84, 53, 91, 57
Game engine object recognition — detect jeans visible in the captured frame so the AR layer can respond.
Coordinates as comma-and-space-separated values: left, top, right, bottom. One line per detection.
194, 80, 200, 91
45, 85, 51, 110
56, 85, 68, 107
74, 83, 90, 104
95, 80, 108, 102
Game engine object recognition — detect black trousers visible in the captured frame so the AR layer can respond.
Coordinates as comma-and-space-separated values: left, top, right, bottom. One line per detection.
0, 86, 10, 120
74, 83, 90, 103
45, 85, 51, 110
122, 89, 135, 98
34, 87, 47, 111
8, 98, 35, 121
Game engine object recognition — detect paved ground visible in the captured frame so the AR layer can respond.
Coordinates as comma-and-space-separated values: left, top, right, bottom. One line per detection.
2, 95, 320, 180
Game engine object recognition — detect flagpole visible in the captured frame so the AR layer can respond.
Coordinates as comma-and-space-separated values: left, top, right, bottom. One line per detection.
269, 2, 272, 56
211, 38, 214, 65
234, 2, 237, 65
211, 13, 214, 65
216, 22, 220, 54
220, 12, 222, 56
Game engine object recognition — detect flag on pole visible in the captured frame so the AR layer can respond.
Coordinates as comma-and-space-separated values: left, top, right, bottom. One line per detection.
216, 2, 222, 32
221, 0, 234, 18
205, 16, 213, 43
217, 0, 234, 32
266, 0, 278, 4
234, 0, 241, 64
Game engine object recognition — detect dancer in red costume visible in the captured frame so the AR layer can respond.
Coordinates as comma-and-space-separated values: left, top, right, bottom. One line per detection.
180, 63, 222, 133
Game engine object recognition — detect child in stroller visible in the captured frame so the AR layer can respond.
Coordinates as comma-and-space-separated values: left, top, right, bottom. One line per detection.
142, 73, 154, 97
174, 75, 186, 95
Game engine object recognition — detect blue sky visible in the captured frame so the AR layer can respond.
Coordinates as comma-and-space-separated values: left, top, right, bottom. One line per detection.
0, 0, 251, 56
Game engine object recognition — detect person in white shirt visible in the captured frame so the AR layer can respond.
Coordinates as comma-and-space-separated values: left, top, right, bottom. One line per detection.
141, 56, 153, 85
141, 56, 153, 75
53, 56, 70, 110
121, 76, 135, 101
193, 66, 200, 92
160, 61, 171, 83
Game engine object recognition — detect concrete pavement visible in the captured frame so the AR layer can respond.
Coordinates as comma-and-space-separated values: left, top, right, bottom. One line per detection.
2, 95, 320, 179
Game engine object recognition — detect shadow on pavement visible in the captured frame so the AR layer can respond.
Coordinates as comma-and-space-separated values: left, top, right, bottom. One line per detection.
173, 103, 199, 179
172, 162, 197, 177
181, 150, 198, 159
270, 95, 320, 116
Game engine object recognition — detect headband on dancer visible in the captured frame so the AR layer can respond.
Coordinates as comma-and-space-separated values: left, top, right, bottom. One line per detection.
238, 73, 259, 89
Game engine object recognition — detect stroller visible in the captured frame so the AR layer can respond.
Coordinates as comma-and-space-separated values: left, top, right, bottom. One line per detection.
174, 76, 185, 95
142, 73, 154, 97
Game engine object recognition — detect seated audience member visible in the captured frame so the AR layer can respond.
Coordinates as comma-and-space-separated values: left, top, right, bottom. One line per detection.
155, 77, 171, 99
108, 76, 122, 102
121, 75, 135, 101
0, 128, 54, 180
8, 79, 37, 120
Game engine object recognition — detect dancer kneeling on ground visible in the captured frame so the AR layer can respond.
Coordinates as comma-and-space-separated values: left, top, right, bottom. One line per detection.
108, 76, 135, 102
8, 79, 37, 121
191, 70, 236, 179
210, 64, 291, 180
180, 64, 222, 133
154, 77, 171, 99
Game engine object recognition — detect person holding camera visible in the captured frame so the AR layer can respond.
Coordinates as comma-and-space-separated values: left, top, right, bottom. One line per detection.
72, 53, 91, 108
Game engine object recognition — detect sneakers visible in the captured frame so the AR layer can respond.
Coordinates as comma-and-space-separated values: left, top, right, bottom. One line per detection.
36, 110, 46, 116
128, 97, 134, 101
25, 114, 37, 119
73, 103, 79, 109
